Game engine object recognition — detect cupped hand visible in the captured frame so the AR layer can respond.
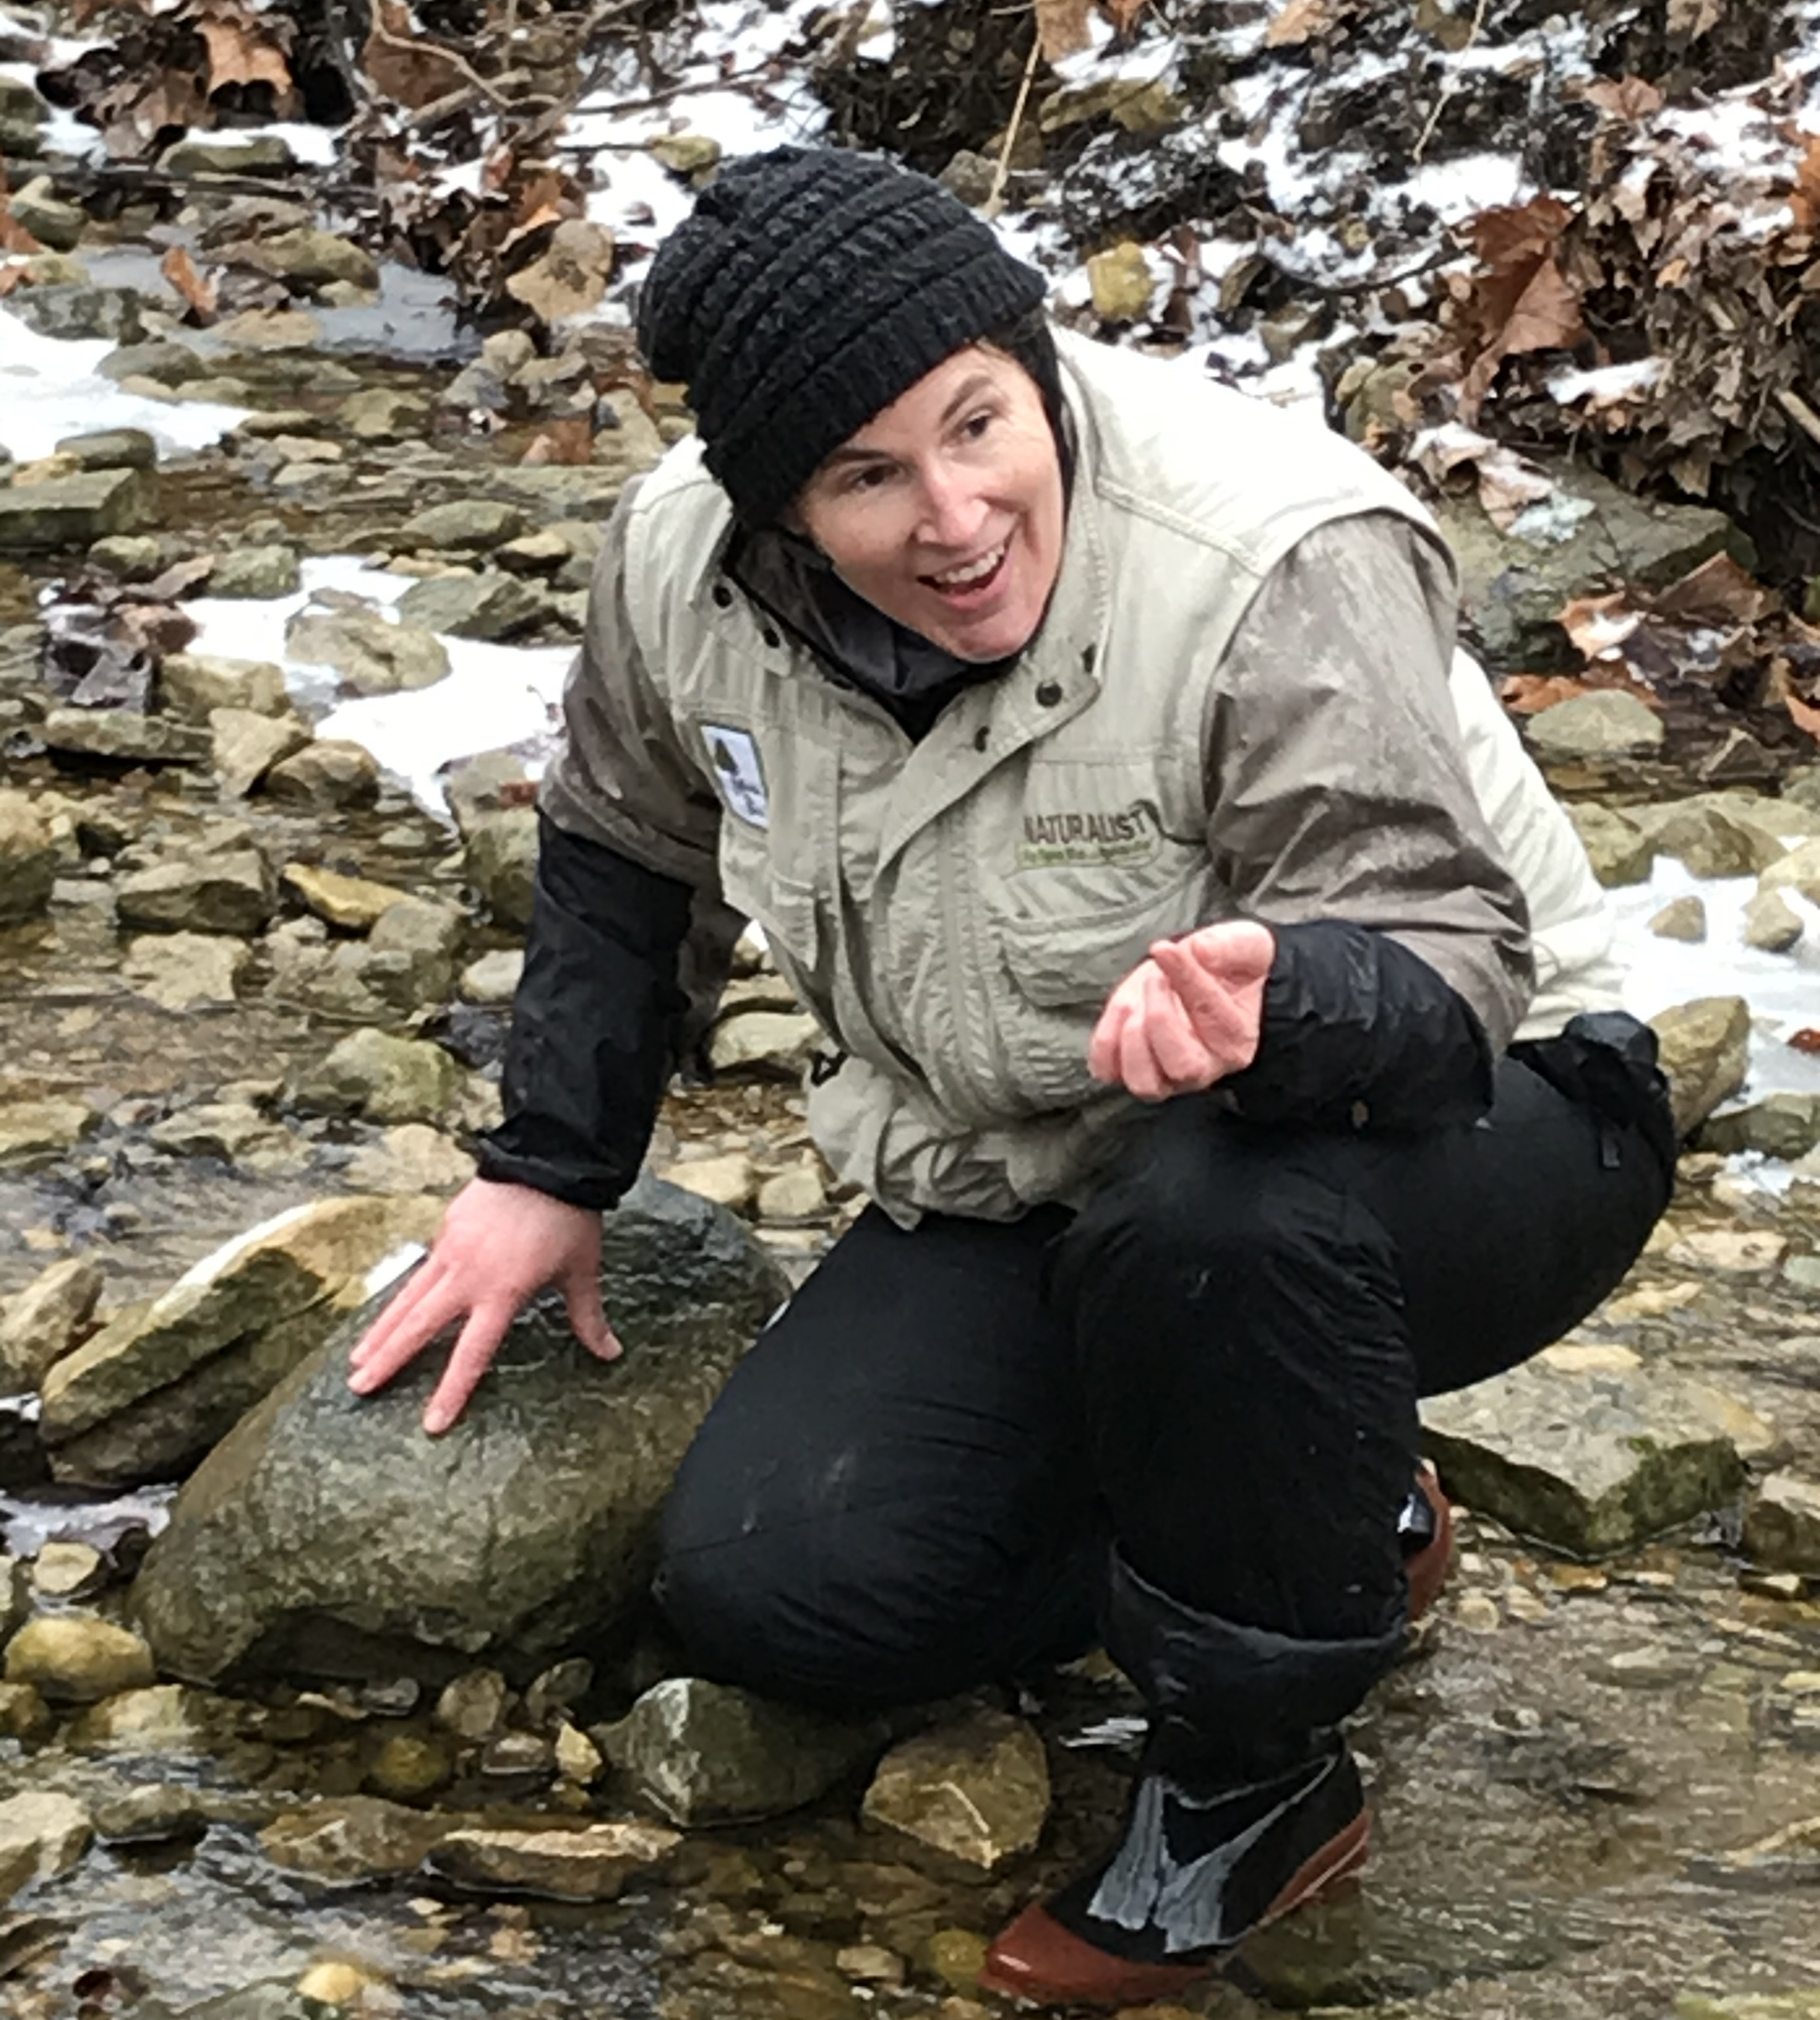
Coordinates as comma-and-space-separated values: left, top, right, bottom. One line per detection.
347, 1177, 619, 1435
1088, 919, 1277, 1102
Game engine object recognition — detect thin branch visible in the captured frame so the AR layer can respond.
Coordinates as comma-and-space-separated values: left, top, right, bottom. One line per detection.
985, 26, 1042, 218
1412, 0, 1491, 165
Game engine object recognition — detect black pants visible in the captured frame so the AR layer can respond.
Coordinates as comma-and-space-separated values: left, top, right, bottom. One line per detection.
655, 1043, 1671, 1713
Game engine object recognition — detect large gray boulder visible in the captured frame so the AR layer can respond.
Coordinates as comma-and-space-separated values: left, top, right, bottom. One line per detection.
131, 1178, 788, 1688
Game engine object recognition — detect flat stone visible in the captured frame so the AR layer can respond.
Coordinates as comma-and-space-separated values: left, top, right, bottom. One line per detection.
40, 706, 208, 765
459, 949, 523, 1004
1650, 996, 1752, 1138
285, 607, 448, 697
435, 1667, 510, 1740
397, 501, 528, 551
0, 1098, 99, 1170
160, 135, 297, 176
339, 389, 431, 441
658, 1152, 757, 1214
98, 339, 210, 388
1663, 1228, 1788, 1273
757, 1163, 828, 1222
265, 741, 380, 809
32, 1539, 107, 1598
207, 545, 301, 599
0, 1792, 92, 1890
296, 1031, 463, 1126
0, 791, 57, 921
117, 851, 274, 935
160, 652, 291, 720
708, 1010, 822, 1079
1422, 1353, 1773, 1558
123, 931, 250, 1011
1524, 691, 1665, 758
345, 1124, 474, 1196
148, 1101, 301, 1169
0, 1255, 104, 1391
1632, 801, 1784, 879
862, 1711, 1050, 1873
6, 283, 141, 344
259, 1796, 449, 1886
4, 1614, 156, 1701
280, 863, 414, 932
55, 428, 156, 472
64, 1683, 211, 1752
601, 1677, 883, 1826
90, 1785, 213, 1845
245, 227, 378, 290
1743, 889, 1804, 953
0, 469, 153, 551
1759, 836, 1820, 907
1650, 895, 1707, 942
1566, 803, 1654, 887
397, 570, 545, 641
429, 1820, 679, 1901
211, 708, 310, 797
464, 809, 537, 930
87, 534, 164, 580
1743, 1471, 1820, 1574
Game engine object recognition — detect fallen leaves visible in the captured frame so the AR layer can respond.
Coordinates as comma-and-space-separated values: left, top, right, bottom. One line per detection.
1455, 197, 1586, 422
160, 245, 217, 324
1266, 0, 1343, 49
506, 219, 616, 323
1033, 0, 1151, 64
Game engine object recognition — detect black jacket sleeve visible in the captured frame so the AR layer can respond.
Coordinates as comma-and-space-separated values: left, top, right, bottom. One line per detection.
474, 813, 695, 1210
1219, 919, 1494, 1132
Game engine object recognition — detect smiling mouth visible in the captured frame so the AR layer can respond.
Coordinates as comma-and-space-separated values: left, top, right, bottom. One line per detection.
923, 538, 1009, 596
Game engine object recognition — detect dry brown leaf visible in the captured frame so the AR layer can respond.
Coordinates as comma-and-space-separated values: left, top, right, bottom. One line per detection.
1558, 591, 1644, 663
1792, 135, 1820, 234
0, 213, 41, 256
160, 245, 217, 324
1580, 76, 1665, 122
1266, 0, 1333, 47
1035, 0, 1095, 64
362, 0, 467, 110
505, 218, 616, 323
1497, 256, 1586, 359
1653, 552, 1774, 625
196, 9, 292, 97
521, 417, 595, 465
1098, 0, 1151, 31
1500, 674, 1593, 714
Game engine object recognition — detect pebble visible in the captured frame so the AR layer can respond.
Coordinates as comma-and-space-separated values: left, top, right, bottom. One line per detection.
1455, 1593, 1502, 1634
31, 1539, 107, 1599
862, 1711, 1050, 1874
4, 1614, 156, 1701
660, 1151, 759, 1213
436, 1667, 510, 1740
296, 1961, 383, 2005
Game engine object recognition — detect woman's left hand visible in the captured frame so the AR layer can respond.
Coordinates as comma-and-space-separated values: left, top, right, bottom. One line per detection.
1088, 921, 1277, 1102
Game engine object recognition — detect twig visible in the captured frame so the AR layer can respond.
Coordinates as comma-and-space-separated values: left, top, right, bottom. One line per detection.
985, 25, 1042, 219
1412, 0, 1491, 165
365, 19, 519, 108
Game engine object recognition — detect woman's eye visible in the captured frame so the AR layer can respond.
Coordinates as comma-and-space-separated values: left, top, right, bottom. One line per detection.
962, 410, 994, 440
846, 465, 890, 495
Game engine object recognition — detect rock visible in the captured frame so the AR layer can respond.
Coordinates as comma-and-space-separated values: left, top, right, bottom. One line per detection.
64, 1682, 211, 1752
280, 863, 413, 931
285, 607, 449, 696
117, 851, 274, 935
39, 706, 209, 765
208, 546, 301, 599
659, 1153, 757, 1214
436, 1666, 510, 1739
211, 708, 310, 797
1698, 1095, 1820, 1160
345, 1124, 475, 1196
1743, 889, 1804, 953
1087, 241, 1156, 323
1743, 1472, 1820, 1574
0, 1791, 92, 1892
396, 571, 545, 641
556, 1721, 602, 1784
0, 791, 57, 921
708, 1010, 822, 1079
1759, 836, 1820, 907
339, 389, 431, 441
4, 1615, 156, 1701
247, 227, 379, 290
98, 339, 209, 388
296, 1030, 463, 1126
160, 652, 291, 720
123, 931, 250, 1010
1436, 465, 1751, 673
296, 1963, 383, 2006
601, 1677, 881, 1825
1632, 802, 1783, 878
1420, 1346, 1772, 1557
365, 1731, 454, 1801
1650, 996, 1752, 1138
132, 1178, 788, 1685
1523, 691, 1665, 758
265, 741, 380, 809
0, 1255, 104, 1392
757, 1163, 828, 1222
90, 1785, 213, 1845
5, 283, 142, 344
0, 1684, 52, 1741
1675, 1994, 1820, 2019
149, 1102, 302, 1170
38, 1194, 442, 1488
0, 1098, 99, 1169
460, 949, 523, 1004
0, 469, 153, 551
862, 1711, 1051, 1873
33, 1540, 107, 1599
88, 534, 166, 581
430, 1819, 678, 1901
464, 809, 537, 930
1565, 803, 1654, 887
8, 179, 85, 251
56, 428, 157, 472
397, 501, 528, 552
1650, 895, 1707, 942
161, 134, 297, 176
259, 1796, 448, 1886
648, 132, 723, 175
505, 220, 618, 324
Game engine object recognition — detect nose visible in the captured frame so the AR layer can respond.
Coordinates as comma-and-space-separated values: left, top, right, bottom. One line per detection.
916, 460, 989, 551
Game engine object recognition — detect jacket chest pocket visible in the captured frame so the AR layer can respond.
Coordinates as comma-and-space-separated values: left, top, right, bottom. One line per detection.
716, 817, 823, 1005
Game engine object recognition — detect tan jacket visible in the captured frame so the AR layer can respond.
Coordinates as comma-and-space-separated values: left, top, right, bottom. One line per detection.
543, 330, 1624, 1224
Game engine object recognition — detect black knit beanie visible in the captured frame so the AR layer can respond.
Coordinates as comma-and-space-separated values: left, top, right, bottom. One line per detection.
638, 146, 1050, 528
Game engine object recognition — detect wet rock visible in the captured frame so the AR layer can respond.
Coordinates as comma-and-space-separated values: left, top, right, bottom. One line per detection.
265, 741, 380, 810
464, 809, 537, 929
149, 1101, 303, 1171
1650, 996, 1752, 1137
117, 851, 274, 935
0, 791, 57, 921
397, 570, 545, 641
57, 428, 157, 472
8, 178, 84, 250
296, 1030, 463, 1126
89, 534, 166, 581
280, 863, 413, 931
4, 1614, 156, 1700
0, 1255, 104, 1391
660, 1152, 757, 1214
0, 1098, 99, 1170
0, 469, 153, 551
1565, 803, 1654, 887
0, 1791, 92, 1892
1699, 1094, 1820, 1160
98, 339, 210, 388
32, 1540, 108, 1600
649, 131, 723, 175
398, 501, 528, 552
757, 1163, 829, 1222
39, 1194, 441, 1488
602, 1677, 882, 1826
1632, 802, 1784, 878
1524, 691, 1665, 758
212, 707, 310, 797
5, 282, 142, 344
460, 949, 523, 1003
1743, 1472, 1820, 1574
556, 1720, 602, 1784
1744, 889, 1804, 953
1437, 466, 1750, 673
709, 1010, 822, 1079
430, 1819, 679, 1901
259, 1796, 449, 1886
208, 545, 302, 599
132, 1178, 788, 1685
123, 931, 250, 1010
1087, 241, 1156, 323
345, 1124, 474, 1196
40, 705, 208, 765
161, 134, 297, 176
364, 1731, 454, 1800
862, 1711, 1051, 1873
339, 388, 431, 441
1650, 896, 1707, 942
65, 1682, 211, 1752
436, 1666, 510, 1740
159, 652, 291, 720
91, 1784, 212, 1845
286, 606, 449, 696
246, 227, 379, 290
1421, 1344, 1772, 1557
1759, 836, 1820, 906
0, 1683, 52, 1740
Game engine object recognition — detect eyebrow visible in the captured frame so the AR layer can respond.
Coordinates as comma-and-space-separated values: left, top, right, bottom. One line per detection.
817, 371, 1000, 471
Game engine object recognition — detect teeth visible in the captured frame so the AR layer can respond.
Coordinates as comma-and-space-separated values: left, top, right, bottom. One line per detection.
932, 543, 1006, 588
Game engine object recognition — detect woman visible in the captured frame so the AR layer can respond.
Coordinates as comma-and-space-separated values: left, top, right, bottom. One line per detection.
348, 147, 1674, 2007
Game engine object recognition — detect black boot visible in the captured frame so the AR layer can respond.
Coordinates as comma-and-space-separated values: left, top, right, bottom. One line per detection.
980, 1550, 1403, 2009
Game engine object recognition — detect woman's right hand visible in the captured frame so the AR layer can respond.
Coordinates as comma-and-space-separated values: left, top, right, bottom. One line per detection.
347, 1177, 621, 1435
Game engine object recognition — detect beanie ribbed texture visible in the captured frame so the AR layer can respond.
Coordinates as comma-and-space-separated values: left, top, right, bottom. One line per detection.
638, 147, 1048, 527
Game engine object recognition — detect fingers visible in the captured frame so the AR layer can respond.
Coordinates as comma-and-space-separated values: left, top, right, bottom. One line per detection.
347, 1258, 453, 1392
423, 1301, 516, 1436
1149, 940, 1249, 1055
1139, 964, 1220, 1087
1089, 973, 1141, 1083
562, 1265, 622, 1362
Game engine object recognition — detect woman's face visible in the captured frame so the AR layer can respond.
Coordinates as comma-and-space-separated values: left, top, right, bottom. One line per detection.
793, 346, 1066, 664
